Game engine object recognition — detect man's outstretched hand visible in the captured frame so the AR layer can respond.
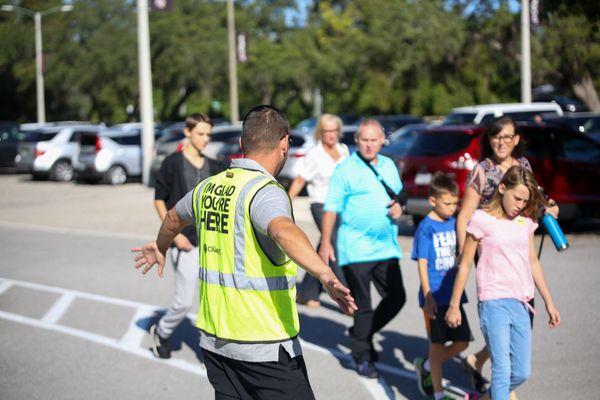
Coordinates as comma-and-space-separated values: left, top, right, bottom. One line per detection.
319, 271, 357, 315
131, 241, 166, 277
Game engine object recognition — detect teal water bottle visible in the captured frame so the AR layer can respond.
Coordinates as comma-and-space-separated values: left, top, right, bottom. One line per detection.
542, 214, 569, 251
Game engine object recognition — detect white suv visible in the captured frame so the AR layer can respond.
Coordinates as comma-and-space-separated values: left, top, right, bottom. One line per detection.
15, 124, 101, 181
443, 102, 563, 125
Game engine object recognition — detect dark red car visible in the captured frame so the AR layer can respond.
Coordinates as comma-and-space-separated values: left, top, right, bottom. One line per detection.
399, 122, 600, 221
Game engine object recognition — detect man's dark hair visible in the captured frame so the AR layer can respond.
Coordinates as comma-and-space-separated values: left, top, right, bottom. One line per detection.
429, 171, 459, 198
241, 105, 290, 154
480, 115, 525, 160
185, 112, 213, 131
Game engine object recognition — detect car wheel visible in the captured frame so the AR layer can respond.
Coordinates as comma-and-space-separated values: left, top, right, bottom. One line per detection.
105, 165, 127, 185
50, 161, 74, 182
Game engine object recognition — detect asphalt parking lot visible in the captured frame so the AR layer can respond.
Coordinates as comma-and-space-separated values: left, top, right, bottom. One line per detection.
0, 174, 598, 399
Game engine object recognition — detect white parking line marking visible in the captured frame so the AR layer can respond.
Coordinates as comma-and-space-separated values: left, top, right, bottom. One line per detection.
360, 377, 396, 400
0, 220, 154, 241
40, 292, 76, 324
0, 277, 471, 399
119, 306, 156, 348
4, 278, 159, 310
0, 309, 208, 379
0, 279, 13, 296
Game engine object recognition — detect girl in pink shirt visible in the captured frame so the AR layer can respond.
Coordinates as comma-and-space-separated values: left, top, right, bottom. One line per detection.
445, 166, 560, 400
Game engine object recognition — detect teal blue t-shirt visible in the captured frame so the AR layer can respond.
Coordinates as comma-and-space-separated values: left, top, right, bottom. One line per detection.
324, 152, 403, 266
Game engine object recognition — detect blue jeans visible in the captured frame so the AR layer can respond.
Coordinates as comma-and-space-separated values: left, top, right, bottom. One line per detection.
479, 299, 531, 400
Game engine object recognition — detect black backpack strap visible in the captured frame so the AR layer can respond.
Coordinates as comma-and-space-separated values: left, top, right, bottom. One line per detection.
356, 152, 406, 206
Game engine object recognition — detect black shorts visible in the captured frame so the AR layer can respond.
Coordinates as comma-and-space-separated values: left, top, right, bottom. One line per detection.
424, 304, 473, 344
202, 346, 315, 400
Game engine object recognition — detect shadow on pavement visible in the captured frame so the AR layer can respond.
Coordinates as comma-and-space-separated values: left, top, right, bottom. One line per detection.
137, 312, 204, 364
298, 312, 475, 399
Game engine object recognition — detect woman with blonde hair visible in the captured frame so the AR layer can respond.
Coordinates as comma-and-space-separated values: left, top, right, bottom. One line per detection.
289, 113, 349, 307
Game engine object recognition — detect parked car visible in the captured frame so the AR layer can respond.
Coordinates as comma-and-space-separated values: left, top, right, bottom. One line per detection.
400, 122, 600, 221
442, 103, 563, 126
381, 123, 431, 164
0, 121, 20, 169
276, 133, 318, 188
533, 94, 588, 113
73, 127, 160, 185
293, 114, 360, 137
543, 112, 600, 142
150, 123, 242, 181
15, 124, 101, 181
364, 115, 424, 136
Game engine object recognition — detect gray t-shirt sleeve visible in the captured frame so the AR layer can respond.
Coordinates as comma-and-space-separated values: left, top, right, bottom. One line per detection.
175, 190, 195, 222
250, 184, 293, 235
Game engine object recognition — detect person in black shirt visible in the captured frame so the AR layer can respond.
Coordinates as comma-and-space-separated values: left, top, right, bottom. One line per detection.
149, 113, 226, 359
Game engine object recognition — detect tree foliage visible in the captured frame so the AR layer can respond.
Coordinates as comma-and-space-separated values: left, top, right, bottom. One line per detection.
0, 0, 598, 125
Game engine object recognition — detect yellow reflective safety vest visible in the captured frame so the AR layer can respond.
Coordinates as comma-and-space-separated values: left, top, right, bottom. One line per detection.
191, 167, 300, 342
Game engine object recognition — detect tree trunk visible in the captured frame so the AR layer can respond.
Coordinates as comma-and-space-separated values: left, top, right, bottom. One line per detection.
572, 72, 600, 112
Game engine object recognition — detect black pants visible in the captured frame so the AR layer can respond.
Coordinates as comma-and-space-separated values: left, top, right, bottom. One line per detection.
297, 203, 347, 302
343, 258, 406, 362
202, 346, 315, 400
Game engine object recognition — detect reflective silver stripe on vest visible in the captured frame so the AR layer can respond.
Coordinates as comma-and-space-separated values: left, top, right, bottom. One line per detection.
233, 175, 271, 276
199, 266, 296, 291
197, 173, 295, 291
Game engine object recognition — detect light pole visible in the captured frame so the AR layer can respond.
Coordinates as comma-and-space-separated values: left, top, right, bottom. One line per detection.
1, 4, 73, 123
137, 0, 154, 186
521, 0, 532, 103
226, 0, 239, 123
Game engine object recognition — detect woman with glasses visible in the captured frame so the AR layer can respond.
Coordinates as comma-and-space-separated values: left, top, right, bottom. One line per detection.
455, 116, 558, 397
288, 113, 349, 308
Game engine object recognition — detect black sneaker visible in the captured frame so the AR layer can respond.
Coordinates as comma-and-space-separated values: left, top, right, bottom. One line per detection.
150, 323, 171, 359
355, 360, 379, 379
413, 357, 433, 397
461, 357, 489, 394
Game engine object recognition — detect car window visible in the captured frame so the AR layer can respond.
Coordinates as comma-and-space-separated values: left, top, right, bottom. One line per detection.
504, 111, 560, 122
583, 117, 600, 134
111, 135, 141, 145
0, 123, 18, 141
384, 126, 424, 155
289, 135, 305, 147
211, 129, 242, 143
406, 131, 474, 156
22, 130, 60, 142
70, 130, 96, 142
555, 130, 600, 163
443, 112, 477, 125
522, 127, 560, 159
341, 129, 358, 146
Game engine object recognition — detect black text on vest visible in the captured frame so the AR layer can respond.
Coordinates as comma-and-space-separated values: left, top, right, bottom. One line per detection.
199, 183, 237, 233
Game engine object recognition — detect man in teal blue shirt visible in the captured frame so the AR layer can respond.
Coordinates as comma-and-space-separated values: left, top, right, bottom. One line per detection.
320, 119, 406, 379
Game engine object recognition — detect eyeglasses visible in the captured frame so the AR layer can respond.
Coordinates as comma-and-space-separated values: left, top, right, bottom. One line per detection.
322, 128, 340, 134
491, 134, 516, 144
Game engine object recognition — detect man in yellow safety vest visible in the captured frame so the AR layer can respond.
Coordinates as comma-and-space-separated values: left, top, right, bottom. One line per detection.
132, 105, 356, 399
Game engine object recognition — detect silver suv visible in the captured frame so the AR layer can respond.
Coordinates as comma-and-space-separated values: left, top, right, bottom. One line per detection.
15, 124, 101, 181
73, 126, 159, 185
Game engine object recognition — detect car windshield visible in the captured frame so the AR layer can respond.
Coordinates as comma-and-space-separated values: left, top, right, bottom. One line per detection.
158, 128, 185, 143
340, 127, 359, 146
442, 112, 477, 125
384, 125, 427, 156
211, 129, 242, 143
22, 129, 61, 142
406, 130, 474, 156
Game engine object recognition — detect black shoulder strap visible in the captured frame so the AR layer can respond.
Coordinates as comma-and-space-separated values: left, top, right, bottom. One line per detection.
356, 152, 406, 206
